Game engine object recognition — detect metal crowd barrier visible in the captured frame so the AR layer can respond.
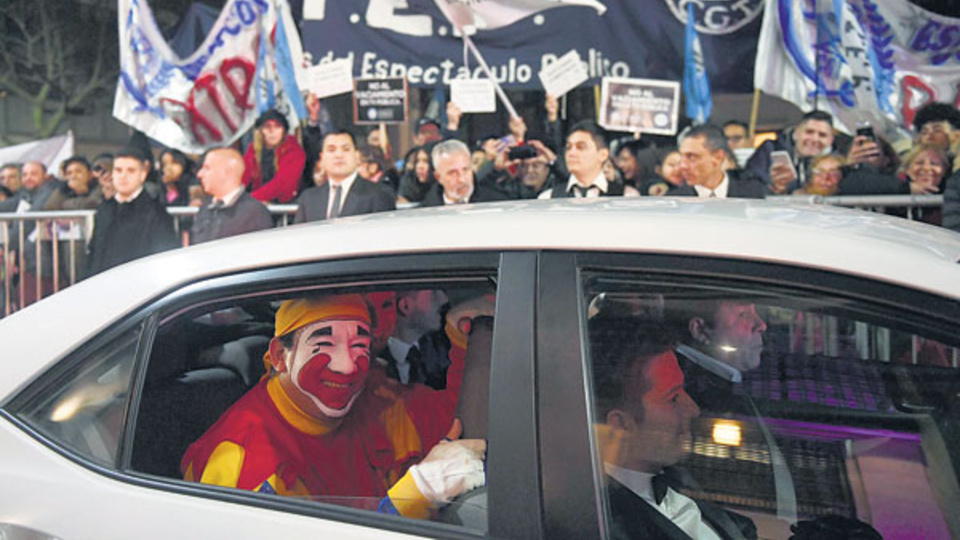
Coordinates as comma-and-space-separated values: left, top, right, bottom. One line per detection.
770, 194, 944, 221
0, 195, 945, 315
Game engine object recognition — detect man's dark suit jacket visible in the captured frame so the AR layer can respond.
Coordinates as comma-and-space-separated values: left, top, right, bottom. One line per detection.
419, 183, 512, 207
667, 175, 767, 199
190, 192, 274, 244
293, 177, 396, 224
606, 478, 757, 540
84, 190, 177, 278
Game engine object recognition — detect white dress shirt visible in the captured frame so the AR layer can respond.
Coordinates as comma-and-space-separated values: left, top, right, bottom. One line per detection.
386, 336, 418, 384
327, 172, 358, 218
538, 172, 609, 199
605, 463, 722, 540
693, 174, 730, 199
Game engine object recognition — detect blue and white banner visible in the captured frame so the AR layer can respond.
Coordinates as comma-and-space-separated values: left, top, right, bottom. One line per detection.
300, 1, 764, 93
684, 3, 713, 124
755, 0, 960, 139
114, 0, 306, 153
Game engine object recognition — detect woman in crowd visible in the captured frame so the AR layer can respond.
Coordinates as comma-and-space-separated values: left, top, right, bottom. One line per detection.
614, 139, 655, 190
642, 149, 684, 196
895, 144, 951, 225
159, 149, 197, 206
397, 144, 436, 204
242, 109, 306, 204
793, 154, 846, 196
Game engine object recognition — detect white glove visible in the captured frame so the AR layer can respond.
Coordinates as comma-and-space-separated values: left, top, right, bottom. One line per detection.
408, 438, 486, 503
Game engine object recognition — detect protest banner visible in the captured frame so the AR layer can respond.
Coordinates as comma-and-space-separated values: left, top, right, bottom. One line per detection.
755, 0, 960, 139
353, 78, 409, 125
114, 0, 306, 153
539, 50, 590, 98
451, 79, 497, 113
599, 78, 680, 135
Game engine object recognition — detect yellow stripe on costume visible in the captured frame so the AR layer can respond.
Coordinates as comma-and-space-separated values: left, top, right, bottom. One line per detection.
387, 471, 436, 519
199, 441, 246, 488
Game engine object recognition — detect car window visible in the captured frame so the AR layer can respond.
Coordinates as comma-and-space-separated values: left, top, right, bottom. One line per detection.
130, 278, 495, 533
582, 275, 960, 540
14, 324, 142, 467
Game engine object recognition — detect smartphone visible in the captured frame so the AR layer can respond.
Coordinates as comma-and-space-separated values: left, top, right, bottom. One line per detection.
856, 125, 875, 142
769, 150, 797, 180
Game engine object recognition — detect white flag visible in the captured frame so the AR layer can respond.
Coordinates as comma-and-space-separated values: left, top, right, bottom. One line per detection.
754, 0, 960, 140
435, 0, 606, 31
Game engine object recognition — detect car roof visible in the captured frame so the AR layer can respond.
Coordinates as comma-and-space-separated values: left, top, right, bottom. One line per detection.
2, 198, 959, 399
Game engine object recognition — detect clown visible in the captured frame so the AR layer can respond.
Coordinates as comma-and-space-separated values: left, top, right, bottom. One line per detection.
182, 294, 486, 518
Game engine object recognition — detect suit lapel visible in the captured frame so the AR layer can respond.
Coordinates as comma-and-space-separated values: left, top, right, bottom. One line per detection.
606, 479, 695, 540
696, 499, 748, 540
340, 178, 362, 216
316, 184, 330, 221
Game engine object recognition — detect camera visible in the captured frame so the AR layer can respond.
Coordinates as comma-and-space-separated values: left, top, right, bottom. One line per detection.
508, 145, 539, 161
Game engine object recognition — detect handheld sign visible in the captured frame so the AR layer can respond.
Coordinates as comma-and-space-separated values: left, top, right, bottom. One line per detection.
598, 77, 680, 135
538, 50, 589, 98
307, 59, 354, 99
353, 78, 408, 125
450, 79, 497, 113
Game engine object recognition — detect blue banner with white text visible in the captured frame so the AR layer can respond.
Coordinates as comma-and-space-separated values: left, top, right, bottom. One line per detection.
299, 0, 765, 93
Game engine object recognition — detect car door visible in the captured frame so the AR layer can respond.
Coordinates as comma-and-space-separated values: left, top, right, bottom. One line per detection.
0, 251, 539, 540
536, 251, 960, 540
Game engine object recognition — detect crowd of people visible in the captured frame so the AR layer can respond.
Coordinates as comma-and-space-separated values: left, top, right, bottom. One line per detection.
1, 97, 959, 309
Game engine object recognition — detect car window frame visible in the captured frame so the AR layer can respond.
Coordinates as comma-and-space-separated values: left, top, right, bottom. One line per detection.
5, 251, 542, 540
533, 250, 960, 540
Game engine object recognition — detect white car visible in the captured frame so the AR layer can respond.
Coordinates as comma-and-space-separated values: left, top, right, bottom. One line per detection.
1, 198, 958, 540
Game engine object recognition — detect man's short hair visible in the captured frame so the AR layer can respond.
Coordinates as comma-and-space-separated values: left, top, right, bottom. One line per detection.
588, 315, 678, 421
431, 139, 471, 169
115, 146, 150, 164
912, 102, 960, 132
63, 156, 92, 172
358, 145, 389, 170
800, 110, 834, 128
1, 162, 21, 173
723, 120, 748, 132
682, 124, 730, 154
322, 129, 358, 149
568, 120, 609, 151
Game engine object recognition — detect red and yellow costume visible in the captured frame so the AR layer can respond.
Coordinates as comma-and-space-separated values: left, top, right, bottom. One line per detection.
181, 294, 467, 512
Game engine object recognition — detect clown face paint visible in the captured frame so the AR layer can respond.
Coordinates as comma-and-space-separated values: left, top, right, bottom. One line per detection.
286, 319, 371, 419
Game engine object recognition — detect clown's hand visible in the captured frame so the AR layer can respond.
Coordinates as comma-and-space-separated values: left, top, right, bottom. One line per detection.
410, 438, 486, 503
382, 432, 486, 519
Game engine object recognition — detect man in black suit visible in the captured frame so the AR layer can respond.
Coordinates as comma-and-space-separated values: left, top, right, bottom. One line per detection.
375, 288, 450, 389
669, 125, 767, 199
191, 148, 273, 244
590, 318, 757, 540
294, 130, 395, 223
420, 139, 511, 206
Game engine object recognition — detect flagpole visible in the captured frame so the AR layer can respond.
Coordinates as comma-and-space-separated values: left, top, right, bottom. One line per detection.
459, 32, 520, 119
748, 88, 761, 142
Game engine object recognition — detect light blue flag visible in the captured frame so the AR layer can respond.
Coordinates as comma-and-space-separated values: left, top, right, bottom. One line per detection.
684, 3, 712, 125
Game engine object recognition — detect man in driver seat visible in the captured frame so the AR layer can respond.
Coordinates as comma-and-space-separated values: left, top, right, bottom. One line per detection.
182, 294, 486, 518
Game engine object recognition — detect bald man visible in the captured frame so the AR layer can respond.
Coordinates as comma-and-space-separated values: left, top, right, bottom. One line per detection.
191, 147, 273, 244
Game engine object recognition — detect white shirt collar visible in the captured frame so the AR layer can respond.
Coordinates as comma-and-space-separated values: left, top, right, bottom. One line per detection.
115, 187, 144, 204
693, 173, 729, 199
566, 171, 609, 197
213, 185, 245, 208
386, 336, 418, 384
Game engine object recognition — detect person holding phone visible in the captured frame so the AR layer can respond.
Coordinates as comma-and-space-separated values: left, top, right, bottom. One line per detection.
746, 111, 836, 194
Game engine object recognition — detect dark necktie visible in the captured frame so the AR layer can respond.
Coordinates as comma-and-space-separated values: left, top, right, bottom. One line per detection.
573, 185, 595, 198
652, 472, 674, 505
406, 346, 424, 384
329, 184, 342, 219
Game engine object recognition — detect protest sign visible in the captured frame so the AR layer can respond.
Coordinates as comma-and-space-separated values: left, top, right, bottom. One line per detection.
451, 79, 496, 113
599, 77, 680, 135
538, 50, 589, 98
307, 59, 355, 98
353, 78, 408, 125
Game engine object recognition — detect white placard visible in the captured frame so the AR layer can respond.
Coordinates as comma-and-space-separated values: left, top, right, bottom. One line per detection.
538, 49, 589, 98
450, 79, 496, 113
307, 59, 355, 99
